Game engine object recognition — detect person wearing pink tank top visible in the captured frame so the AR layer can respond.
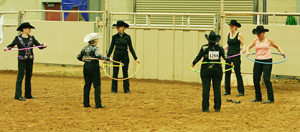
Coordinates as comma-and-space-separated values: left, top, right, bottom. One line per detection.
246, 25, 285, 104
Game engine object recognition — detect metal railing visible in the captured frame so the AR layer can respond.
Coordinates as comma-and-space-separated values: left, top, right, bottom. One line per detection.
110, 12, 216, 30
0, 11, 19, 27
24, 10, 105, 22
22, 9, 108, 55
224, 11, 300, 25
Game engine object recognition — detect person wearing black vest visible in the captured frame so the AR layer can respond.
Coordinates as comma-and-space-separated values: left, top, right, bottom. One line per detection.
4, 22, 47, 101
77, 33, 113, 108
192, 31, 228, 112
107, 20, 140, 93
223, 20, 245, 96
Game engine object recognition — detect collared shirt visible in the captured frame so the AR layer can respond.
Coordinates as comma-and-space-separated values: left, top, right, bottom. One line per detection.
7, 35, 43, 60
107, 33, 138, 60
77, 44, 110, 62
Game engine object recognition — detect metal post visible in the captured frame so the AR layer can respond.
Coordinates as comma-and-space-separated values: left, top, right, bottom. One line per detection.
147, 15, 150, 27
298, 0, 300, 25
263, 0, 268, 24
18, 11, 22, 35
62, 12, 64, 21
133, 0, 136, 12
215, 14, 220, 34
257, 14, 260, 25
105, 0, 111, 74
133, 13, 137, 74
187, 15, 190, 28
253, 0, 258, 24
172, 14, 175, 29
273, 14, 275, 25
220, 0, 224, 44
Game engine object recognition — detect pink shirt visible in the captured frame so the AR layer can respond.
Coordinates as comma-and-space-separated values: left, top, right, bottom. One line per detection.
255, 38, 272, 60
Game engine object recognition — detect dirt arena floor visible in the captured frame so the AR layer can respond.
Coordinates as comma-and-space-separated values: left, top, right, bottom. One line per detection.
0, 66, 299, 131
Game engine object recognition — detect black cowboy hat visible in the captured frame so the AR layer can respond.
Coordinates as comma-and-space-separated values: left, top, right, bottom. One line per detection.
17, 22, 35, 31
205, 31, 221, 43
113, 20, 129, 28
252, 25, 269, 34
228, 20, 241, 28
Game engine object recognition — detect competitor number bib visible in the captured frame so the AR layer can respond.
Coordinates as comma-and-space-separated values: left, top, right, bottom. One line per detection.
209, 51, 219, 60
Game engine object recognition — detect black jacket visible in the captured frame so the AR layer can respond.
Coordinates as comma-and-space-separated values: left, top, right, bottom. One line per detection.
107, 33, 138, 60
193, 43, 227, 65
7, 35, 44, 60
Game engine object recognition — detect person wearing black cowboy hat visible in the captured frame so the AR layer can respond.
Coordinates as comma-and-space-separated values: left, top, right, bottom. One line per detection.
106, 20, 140, 93
192, 31, 228, 112
223, 20, 245, 96
246, 25, 285, 104
4, 22, 47, 101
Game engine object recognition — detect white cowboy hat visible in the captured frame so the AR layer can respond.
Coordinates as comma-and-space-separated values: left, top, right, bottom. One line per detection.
83, 33, 103, 43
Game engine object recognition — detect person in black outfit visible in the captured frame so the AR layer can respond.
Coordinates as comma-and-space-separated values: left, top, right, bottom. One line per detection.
106, 20, 140, 93
77, 33, 113, 108
5, 22, 47, 101
223, 20, 245, 96
192, 31, 228, 112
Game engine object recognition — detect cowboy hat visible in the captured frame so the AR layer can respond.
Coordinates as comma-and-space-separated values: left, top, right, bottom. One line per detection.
228, 20, 241, 28
205, 31, 221, 43
83, 33, 103, 43
17, 22, 35, 31
113, 20, 129, 28
252, 25, 269, 34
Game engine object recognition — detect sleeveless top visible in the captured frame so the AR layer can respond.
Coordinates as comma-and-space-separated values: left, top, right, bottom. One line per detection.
227, 32, 241, 56
255, 37, 272, 60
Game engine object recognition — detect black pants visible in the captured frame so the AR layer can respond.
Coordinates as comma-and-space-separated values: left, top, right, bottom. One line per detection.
15, 59, 33, 98
253, 59, 274, 101
225, 57, 244, 94
200, 65, 223, 110
83, 62, 102, 107
112, 52, 130, 92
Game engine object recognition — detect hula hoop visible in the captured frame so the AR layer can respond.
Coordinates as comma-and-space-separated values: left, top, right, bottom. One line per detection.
6, 45, 46, 51
191, 62, 234, 72
247, 53, 288, 64
228, 50, 245, 59
102, 61, 140, 81
82, 58, 124, 67
223, 47, 245, 59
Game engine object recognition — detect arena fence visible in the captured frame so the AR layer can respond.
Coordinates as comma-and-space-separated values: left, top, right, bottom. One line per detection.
109, 12, 217, 82
1, 10, 299, 82
110, 12, 216, 30
224, 11, 300, 25
0, 11, 19, 27
22, 10, 106, 65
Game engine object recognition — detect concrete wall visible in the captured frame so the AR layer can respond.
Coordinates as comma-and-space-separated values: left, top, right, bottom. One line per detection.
222, 24, 300, 76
